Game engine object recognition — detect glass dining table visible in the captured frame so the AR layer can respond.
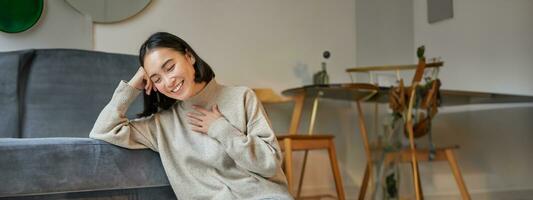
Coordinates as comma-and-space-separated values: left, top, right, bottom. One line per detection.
281, 83, 533, 199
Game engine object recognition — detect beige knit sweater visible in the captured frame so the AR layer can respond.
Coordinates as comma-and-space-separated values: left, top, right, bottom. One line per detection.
90, 79, 292, 200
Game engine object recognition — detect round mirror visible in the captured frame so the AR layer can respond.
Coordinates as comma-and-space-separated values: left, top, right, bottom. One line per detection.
65, 0, 151, 23
0, 0, 44, 33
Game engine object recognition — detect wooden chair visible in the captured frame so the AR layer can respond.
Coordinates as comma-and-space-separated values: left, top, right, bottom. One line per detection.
347, 51, 470, 199
253, 88, 345, 200
392, 58, 469, 200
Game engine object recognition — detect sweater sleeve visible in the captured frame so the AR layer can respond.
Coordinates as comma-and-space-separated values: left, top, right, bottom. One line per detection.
89, 80, 159, 151
207, 89, 282, 178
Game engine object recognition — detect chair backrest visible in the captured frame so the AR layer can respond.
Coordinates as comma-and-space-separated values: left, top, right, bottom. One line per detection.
253, 88, 293, 121
404, 59, 442, 139
253, 88, 291, 104
345, 47, 443, 139
345, 62, 443, 85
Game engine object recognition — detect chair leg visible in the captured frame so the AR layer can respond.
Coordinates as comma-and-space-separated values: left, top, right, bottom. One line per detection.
406, 120, 423, 200
358, 163, 370, 200
416, 162, 424, 199
444, 149, 471, 200
283, 139, 294, 195
327, 140, 345, 200
410, 151, 423, 200
296, 150, 309, 199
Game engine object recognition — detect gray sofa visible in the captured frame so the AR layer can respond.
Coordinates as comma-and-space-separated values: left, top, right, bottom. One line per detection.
0, 49, 176, 199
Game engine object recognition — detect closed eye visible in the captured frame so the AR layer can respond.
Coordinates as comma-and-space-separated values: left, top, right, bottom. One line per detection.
167, 64, 175, 72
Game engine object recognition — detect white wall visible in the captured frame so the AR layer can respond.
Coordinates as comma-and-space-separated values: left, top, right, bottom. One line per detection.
0, 0, 92, 51
414, 0, 533, 96
94, 0, 356, 92
356, 0, 414, 66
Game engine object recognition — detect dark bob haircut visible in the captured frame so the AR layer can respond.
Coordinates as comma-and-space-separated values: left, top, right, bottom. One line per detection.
137, 32, 215, 117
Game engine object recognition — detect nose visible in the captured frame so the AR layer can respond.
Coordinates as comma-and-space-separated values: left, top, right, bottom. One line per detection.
164, 76, 177, 89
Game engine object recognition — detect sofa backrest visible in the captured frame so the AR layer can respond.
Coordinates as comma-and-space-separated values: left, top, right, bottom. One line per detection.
0, 50, 34, 138
0, 49, 144, 138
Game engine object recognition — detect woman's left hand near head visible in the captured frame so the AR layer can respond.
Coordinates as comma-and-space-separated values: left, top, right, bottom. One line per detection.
187, 105, 223, 134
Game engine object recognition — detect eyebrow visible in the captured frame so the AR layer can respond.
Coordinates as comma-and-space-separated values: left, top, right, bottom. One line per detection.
149, 58, 173, 79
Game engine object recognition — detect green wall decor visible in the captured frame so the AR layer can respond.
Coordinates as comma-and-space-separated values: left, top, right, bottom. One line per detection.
0, 0, 44, 33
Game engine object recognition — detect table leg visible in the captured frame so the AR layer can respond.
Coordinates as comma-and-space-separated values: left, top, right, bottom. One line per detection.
356, 101, 374, 198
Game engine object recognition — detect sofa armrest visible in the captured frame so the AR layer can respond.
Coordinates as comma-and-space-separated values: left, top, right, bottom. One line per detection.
0, 137, 170, 197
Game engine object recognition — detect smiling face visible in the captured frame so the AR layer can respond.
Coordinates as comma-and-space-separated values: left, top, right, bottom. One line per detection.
143, 47, 204, 101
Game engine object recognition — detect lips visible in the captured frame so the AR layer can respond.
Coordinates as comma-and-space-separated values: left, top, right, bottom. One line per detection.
171, 80, 184, 93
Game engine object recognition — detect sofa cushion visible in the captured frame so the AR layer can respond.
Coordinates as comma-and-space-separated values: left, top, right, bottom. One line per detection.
0, 138, 172, 197
0, 50, 34, 138
22, 49, 143, 138
0, 186, 177, 199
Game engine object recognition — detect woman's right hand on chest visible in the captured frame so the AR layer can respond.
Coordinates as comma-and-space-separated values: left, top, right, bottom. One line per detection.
129, 66, 157, 95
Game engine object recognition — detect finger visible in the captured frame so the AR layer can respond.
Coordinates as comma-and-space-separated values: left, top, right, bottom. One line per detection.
145, 80, 152, 95
148, 80, 156, 92
187, 116, 203, 124
144, 80, 150, 91
187, 112, 205, 119
213, 105, 221, 114
149, 81, 154, 94
188, 116, 204, 123
148, 81, 155, 94
192, 105, 209, 114
188, 119, 203, 127
191, 127, 206, 134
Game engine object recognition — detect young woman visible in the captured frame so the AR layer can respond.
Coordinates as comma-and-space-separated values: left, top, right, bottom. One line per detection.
90, 32, 292, 200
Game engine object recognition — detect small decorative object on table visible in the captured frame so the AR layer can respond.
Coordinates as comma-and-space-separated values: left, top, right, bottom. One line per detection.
313, 51, 330, 85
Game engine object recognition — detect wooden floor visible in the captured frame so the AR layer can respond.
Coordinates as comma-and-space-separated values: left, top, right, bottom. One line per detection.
295, 188, 533, 200
426, 189, 533, 200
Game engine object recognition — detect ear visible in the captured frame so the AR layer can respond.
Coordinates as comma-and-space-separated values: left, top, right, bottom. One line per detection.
186, 52, 196, 65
